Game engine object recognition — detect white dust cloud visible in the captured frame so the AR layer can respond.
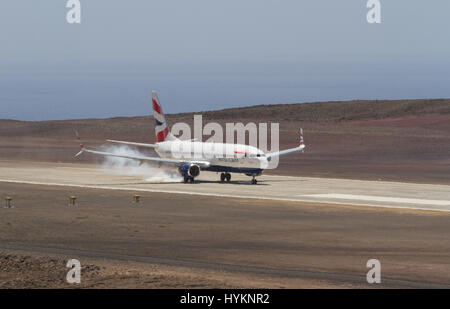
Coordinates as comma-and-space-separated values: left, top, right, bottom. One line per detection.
99, 145, 182, 183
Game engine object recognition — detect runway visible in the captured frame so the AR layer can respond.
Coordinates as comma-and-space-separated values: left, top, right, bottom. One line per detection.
0, 160, 449, 212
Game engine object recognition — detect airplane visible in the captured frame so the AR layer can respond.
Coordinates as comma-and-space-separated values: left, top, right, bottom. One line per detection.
75, 91, 305, 184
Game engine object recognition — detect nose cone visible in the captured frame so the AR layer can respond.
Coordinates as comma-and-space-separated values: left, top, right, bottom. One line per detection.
258, 157, 269, 169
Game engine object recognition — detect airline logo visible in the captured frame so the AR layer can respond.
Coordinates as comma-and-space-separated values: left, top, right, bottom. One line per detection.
152, 92, 169, 142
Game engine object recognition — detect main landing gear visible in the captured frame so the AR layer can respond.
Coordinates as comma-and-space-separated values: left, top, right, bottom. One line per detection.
220, 173, 231, 183
184, 176, 195, 183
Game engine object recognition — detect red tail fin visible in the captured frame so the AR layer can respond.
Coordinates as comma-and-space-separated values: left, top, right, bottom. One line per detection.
152, 91, 169, 142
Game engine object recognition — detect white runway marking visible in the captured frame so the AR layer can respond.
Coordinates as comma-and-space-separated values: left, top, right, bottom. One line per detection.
303, 194, 450, 206
1, 178, 450, 213
0, 160, 449, 213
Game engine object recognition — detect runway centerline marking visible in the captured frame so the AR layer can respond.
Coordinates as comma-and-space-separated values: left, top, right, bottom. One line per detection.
303, 194, 450, 206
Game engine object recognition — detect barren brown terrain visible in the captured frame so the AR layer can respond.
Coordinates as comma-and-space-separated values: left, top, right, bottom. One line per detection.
1, 182, 449, 288
1, 98, 449, 184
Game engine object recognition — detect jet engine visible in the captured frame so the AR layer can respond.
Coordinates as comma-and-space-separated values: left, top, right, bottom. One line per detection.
178, 163, 201, 178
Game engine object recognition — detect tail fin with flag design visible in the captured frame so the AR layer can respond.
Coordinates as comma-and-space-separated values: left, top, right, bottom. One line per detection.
152, 91, 177, 143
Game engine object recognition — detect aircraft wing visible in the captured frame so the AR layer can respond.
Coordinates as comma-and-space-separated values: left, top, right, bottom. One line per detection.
76, 147, 210, 168
266, 128, 306, 159
266, 144, 305, 159
106, 139, 199, 147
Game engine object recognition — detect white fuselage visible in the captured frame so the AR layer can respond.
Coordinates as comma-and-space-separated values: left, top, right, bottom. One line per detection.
155, 140, 269, 171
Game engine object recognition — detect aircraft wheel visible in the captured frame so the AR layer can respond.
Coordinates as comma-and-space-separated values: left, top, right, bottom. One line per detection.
252, 178, 257, 185
220, 173, 226, 182
225, 173, 231, 182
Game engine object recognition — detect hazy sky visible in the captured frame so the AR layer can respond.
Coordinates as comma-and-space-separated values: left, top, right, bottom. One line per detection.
1, 0, 449, 120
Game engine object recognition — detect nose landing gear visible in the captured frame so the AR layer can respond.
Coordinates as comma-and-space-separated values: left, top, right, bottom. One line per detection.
251, 175, 258, 185
220, 173, 231, 183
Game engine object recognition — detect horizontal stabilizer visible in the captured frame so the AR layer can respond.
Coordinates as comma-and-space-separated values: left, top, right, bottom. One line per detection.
106, 140, 159, 148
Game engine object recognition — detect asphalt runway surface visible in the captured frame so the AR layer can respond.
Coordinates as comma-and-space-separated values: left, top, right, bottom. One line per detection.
0, 160, 449, 288
0, 160, 449, 212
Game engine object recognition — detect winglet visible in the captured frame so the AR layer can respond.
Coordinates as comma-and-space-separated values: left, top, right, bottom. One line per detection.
299, 128, 305, 152
75, 130, 85, 157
